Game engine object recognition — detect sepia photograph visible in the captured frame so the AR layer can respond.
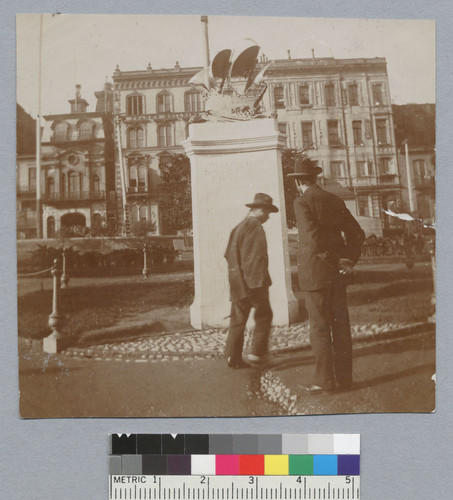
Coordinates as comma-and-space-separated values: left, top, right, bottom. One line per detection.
16, 14, 436, 417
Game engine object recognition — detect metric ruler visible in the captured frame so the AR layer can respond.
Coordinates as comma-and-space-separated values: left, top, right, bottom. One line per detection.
108, 434, 360, 500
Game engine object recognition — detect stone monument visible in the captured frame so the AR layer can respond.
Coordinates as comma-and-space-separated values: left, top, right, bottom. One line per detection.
183, 39, 298, 329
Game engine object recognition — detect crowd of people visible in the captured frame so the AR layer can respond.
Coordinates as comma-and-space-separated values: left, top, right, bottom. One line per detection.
361, 233, 432, 257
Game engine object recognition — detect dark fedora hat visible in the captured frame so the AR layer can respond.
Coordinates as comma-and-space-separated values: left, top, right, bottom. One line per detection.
287, 158, 322, 177
245, 193, 279, 213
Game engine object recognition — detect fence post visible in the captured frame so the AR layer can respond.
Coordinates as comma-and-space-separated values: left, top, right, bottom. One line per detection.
60, 246, 70, 288
43, 258, 68, 353
142, 243, 149, 278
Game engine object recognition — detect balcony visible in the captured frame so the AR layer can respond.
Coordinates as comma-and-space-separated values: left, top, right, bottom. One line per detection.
352, 174, 400, 188
51, 131, 93, 143
43, 190, 106, 203
17, 186, 36, 196
413, 176, 435, 190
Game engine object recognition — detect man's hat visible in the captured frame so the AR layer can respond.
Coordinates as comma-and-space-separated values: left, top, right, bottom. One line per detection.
287, 158, 322, 177
245, 193, 279, 213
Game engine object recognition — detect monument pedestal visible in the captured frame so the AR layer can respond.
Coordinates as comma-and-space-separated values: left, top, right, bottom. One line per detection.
183, 118, 298, 329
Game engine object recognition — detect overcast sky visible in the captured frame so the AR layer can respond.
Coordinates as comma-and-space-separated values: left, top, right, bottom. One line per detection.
16, 14, 435, 118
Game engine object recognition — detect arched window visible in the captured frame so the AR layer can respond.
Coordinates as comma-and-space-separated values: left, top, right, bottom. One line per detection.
68, 171, 81, 195
127, 127, 145, 148
157, 92, 173, 113
54, 122, 68, 142
126, 94, 144, 115
61, 173, 66, 193
158, 124, 174, 147
92, 174, 100, 193
79, 121, 93, 140
47, 177, 55, 196
129, 205, 139, 224
184, 91, 203, 112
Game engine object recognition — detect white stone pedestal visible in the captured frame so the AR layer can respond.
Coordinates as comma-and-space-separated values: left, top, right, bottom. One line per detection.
183, 118, 298, 329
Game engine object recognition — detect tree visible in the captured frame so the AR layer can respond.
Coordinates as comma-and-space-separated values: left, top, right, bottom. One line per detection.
281, 148, 318, 228
158, 153, 192, 234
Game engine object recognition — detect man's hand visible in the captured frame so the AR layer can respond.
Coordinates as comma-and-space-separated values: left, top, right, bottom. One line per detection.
338, 258, 354, 276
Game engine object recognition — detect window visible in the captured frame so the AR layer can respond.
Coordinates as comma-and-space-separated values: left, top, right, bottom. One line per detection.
379, 158, 392, 175
79, 121, 92, 140
327, 120, 341, 146
129, 165, 137, 189
185, 92, 203, 112
357, 194, 371, 217
47, 217, 55, 239
61, 173, 66, 193
68, 171, 81, 193
301, 122, 314, 149
157, 93, 172, 113
139, 206, 148, 221
413, 160, 430, 184
330, 161, 344, 178
55, 122, 68, 141
299, 84, 310, 105
28, 167, 36, 190
273, 85, 285, 109
324, 83, 336, 106
158, 124, 174, 147
92, 174, 100, 192
138, 166, 147, 190
352, 121, 363, 145
278, 123, 288, 146
372, 83, 384, 105
348, 84, 359, 105
128, 127, 145, 148
376, 119, 388, 144
47, 177, 55, 195
357, 161, 373, 177
126, 95, 144, 115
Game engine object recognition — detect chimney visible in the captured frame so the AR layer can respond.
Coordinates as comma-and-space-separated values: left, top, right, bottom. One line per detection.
287, 49, 291, 60
311, 48, 315, 59
69, 84, 88, 113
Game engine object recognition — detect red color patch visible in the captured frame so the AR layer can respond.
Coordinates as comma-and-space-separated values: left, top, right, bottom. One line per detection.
239, 455, 265, 475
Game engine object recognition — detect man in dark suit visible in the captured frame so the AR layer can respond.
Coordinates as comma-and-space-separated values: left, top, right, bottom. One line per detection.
289, 159, 365, 393
224, 193, 279, 368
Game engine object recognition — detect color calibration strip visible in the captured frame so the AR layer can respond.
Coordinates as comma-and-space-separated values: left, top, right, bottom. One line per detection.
109, 434, 360, 476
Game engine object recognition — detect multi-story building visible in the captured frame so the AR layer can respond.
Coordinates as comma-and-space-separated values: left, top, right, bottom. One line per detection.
113, 56, 407, 236
264, 56, 401, 236
112, 62, 205, 234
393, 104, 435, 224
17, 105, 38, 239
39, 84, 116, 238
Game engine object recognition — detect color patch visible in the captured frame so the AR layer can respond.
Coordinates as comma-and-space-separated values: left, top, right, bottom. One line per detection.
109, 456, 122, 475
313, 455, 338, 475
209, 435, 234, 454
191, 455, 216, 475
122, 455, 142, 475
167, 454, 191, 475
137, 434, 162, 454
308, 434, 334, 454
185, 434, 209, 455
265, 455, 289, 475
162, 434, 185, 454
233, 435, 259, 454
111, 434, 136, 455
216, 455, 239, 475
338, 455, 360, 475
288, 455, 313, 475
282, 434, 308, 455
142, 455, 167, 475
239, 455, 264, 475
258, 435, 282, 454
334, 434, 360, 455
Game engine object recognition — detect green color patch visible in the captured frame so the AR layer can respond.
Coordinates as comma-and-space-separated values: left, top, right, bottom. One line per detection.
289, 455, 313, 475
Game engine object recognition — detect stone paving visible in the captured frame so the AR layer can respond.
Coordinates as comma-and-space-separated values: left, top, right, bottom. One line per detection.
53, 320, 418, 362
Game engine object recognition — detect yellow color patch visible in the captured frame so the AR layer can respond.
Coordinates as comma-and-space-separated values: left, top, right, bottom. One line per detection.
264, 455, 289, 475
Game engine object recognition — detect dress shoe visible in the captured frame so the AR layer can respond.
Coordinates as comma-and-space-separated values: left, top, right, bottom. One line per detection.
245, 354, 269, 368
227, 357, 251, 369
302, 384, 335, 395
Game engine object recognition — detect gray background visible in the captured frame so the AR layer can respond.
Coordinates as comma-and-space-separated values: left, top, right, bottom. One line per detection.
2, 1, 452, 498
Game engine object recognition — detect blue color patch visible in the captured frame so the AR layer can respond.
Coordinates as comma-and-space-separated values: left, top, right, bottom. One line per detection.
313, 455, 338, 475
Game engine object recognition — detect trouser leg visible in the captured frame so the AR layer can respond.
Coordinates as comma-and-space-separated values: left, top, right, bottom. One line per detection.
330, 284, 353, 387
249, 287, 273, 357
225, 298, 251, 362
304, 289, 335, 389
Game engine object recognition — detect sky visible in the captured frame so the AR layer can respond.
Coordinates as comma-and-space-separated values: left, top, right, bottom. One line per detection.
16, 14, 435, 118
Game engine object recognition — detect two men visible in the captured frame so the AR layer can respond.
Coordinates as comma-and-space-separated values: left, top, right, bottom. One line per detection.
289, 159, 365, 394
224, 193, 278, 368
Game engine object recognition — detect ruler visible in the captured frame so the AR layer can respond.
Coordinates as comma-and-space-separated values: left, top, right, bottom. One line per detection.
109, 475, 360, 499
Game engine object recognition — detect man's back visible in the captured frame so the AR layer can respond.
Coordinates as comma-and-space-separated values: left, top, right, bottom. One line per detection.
294, 184, 364, 291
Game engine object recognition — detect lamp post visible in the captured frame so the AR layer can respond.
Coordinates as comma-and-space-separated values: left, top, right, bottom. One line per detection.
60, 246, 69, 288
142, 243, 149, 278
43, 259, 67, 353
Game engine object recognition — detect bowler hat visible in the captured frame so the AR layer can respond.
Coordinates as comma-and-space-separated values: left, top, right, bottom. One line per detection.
287, 158, 322, 177
245, 193, 279, 212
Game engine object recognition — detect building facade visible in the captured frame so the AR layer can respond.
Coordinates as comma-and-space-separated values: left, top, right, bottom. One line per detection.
39, 84, 116, 238
112, 63, 205, 234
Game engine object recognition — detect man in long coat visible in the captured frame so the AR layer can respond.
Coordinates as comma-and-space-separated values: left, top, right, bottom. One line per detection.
289, 159, 365, 393
224, 193, 279, 368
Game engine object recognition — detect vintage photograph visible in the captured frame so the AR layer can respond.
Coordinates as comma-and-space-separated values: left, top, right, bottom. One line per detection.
17, 14, 435, 417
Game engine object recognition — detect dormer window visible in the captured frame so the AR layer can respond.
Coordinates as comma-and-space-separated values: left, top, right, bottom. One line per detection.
54, 122, 69, 142
79, 121, 93, 140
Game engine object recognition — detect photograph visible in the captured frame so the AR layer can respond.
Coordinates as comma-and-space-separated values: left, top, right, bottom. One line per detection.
16, 14, 436, 417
